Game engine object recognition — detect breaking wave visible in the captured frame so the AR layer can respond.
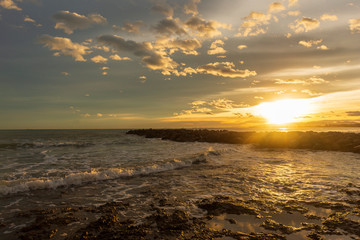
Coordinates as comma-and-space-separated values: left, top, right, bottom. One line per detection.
0, 148, 221, 195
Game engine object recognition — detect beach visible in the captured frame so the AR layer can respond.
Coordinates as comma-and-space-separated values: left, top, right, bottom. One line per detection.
1, 129, 360, 240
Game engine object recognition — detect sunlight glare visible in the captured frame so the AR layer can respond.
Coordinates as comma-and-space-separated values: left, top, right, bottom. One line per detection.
256, 99, 313, 124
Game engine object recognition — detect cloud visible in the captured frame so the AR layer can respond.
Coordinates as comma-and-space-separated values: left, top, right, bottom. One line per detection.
0, 0, 21, 10
182, 67, 197, 75
287, 11, 300, 16
153, 18, 187, 36
237, 11, 271, 37
24, 16, 42, 27
114, 21, 143, 34
174, 98, 247, 117
197, 62, 256, 78
349, 18, 360, 33
317, 45, 328, 50
275, 76, 329, 85
97, 35, 178, 71
346, 111, 360, 116
288, 0, 298, 7
298, 39, 322, 47
237, 44, 247, 50
268, 2, 285, 13
207, 39, 226, 55
109, 54, 131, 61
38, 35, 91, 61
191, 100, 206, 106
157, 38, 202, 55
185, 16, 231, 38
290, 17, 320, 33
209, 99, 239, 110
52, 10, 107, 34
151, 0, 173, 18
184, 0, 201, 16
320, 14, 338, 21
91, 55, 108, 63
301, 89, 322, 96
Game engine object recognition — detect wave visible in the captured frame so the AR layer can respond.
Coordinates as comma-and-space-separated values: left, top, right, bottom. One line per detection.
0, 147, 221, 196
0, 141, 94, 149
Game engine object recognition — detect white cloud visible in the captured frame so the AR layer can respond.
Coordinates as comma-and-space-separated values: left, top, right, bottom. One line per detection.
197, 62, 256, 78
268, 2, 285, 13
237, 45, 247, 50
290, 17, 320, 33
298, 39, 322, 47
207, 40, 226, 55
320, 14, 338, 21
349, 18, 360, 33
157, 38, 202, 55
287, 11, 300, 16
91, 55, 108, 63
53, 11, 107, 34
275, 76, 329, 85
109, 54, 131, 61
288, 0, 298, 7
237, 11, 271, 37
38, 35, 91, 61
317, 45, 329, 50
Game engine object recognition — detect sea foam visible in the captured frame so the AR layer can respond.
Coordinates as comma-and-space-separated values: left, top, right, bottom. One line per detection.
0, 149, 218, 196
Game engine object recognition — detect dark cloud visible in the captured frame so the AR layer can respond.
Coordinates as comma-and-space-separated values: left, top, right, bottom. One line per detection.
185, 16, 230, 38
53, 10, 107, 34
184, 0, 201, 16
151, 0, 173, 18
119, 21, 143, 34
0, 0, 21, 11
346, 111, 360, 116
97, 35, 178, 71
153, 18, 187, 36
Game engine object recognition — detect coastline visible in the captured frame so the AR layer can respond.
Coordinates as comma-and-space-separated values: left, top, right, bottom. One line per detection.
127, 129, 360, 154
2, 129, 360, 240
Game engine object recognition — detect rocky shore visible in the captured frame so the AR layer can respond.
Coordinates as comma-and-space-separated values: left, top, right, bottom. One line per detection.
127, 129, 360, 154
15, 194, 360, 240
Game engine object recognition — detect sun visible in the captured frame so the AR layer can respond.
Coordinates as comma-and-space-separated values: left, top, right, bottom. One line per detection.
255, 99, 313, 125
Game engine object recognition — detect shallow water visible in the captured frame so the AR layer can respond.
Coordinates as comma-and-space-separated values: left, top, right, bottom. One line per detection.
1, 130, 360, 239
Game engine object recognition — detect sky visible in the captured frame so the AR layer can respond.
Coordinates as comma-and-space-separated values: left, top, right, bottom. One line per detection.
1, 0, 360, 129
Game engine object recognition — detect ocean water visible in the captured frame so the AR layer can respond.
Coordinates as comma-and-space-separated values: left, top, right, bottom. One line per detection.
1, 129, 360, 239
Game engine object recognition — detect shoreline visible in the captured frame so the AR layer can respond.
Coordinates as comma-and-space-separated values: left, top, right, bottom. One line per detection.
127, 129, 360, 154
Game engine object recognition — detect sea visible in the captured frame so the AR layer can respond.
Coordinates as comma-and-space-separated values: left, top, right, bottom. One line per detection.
1, 129, 360, 239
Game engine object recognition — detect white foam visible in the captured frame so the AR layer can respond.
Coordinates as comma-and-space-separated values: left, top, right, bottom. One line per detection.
0, 157, 194, 196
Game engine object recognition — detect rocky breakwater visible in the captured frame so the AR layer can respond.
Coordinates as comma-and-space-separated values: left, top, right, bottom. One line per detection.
127, 129, 360, 154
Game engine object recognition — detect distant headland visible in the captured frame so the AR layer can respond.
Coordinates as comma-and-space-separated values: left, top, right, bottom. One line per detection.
127, 129, 360, 154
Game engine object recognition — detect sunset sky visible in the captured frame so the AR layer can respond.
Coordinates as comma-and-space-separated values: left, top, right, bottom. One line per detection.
1, 0, 360, 129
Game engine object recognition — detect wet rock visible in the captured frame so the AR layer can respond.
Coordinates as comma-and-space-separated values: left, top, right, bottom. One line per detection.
305, 213, 322, 220
279, 201, 309, 214
226, 218, 236, 224
197, 197, 259, 216
322, 212, 360, 236
307, 232, 324, 240
261, 219, 300, 234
